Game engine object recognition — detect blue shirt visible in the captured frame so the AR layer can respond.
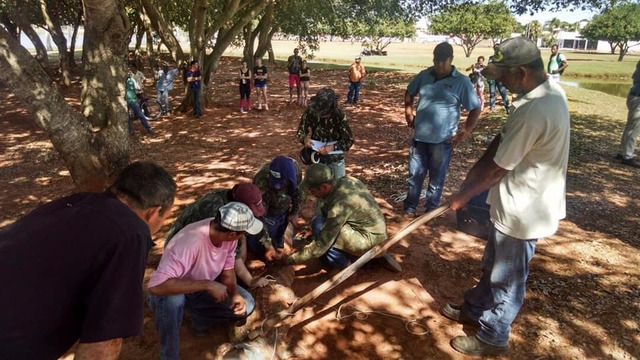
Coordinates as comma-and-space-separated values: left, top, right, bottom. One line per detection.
406, 66, 480, 143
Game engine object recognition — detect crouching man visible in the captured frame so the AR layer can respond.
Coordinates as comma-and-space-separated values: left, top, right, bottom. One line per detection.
280, 164, 388, 269
148, 202, 263, 360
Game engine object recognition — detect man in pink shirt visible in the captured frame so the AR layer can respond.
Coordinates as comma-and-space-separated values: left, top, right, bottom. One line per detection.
148, 202, 262, 360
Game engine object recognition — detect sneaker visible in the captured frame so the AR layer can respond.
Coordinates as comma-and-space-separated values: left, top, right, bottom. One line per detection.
240, 108, 245, 113
404, 210, 418, 218
451, 335, 508, 356
264, 104, 269, 111
622, 157, 640, 168
440, 303, 478, 326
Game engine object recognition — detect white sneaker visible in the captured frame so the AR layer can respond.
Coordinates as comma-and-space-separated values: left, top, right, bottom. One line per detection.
240, 108, 245, 113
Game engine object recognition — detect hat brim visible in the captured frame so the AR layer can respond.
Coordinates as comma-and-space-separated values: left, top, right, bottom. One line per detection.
268, 176, 286, 190
248, 202, 266, 218
245, 218, 264, 235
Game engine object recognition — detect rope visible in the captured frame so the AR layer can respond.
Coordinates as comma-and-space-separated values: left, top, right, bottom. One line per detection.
388, 189, 427, 203
335, 303, 430, 336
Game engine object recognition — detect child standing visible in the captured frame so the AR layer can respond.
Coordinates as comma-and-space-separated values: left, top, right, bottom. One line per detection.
253, 58, 269, 110
299, 60, 311, 107
239, 60, 252, 113
466, 56, 486, 110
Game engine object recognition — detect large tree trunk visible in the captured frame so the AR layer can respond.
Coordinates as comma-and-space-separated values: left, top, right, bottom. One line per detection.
617, 42, 628, 62
0, 13, 19, 39
0, 21, 129, 191
140, 0, 185, 63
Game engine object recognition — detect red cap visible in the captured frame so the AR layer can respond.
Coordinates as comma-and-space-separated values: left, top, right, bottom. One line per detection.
231, 183, 265, 217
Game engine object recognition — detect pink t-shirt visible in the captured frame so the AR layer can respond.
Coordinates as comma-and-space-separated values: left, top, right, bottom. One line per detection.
148, 218, 237, 288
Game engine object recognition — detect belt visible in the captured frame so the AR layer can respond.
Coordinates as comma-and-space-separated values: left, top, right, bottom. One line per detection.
630, 90, 640, 97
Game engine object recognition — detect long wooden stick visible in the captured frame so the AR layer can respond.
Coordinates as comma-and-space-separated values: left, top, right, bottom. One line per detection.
246, 204, 450, 340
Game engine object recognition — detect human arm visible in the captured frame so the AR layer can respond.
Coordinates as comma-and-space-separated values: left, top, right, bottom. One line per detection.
448, 134, 508, 210
404, 90, 416, 128
556, 55, 569, 73
296, 113, 312, 145
149, 278, 229, 301
285, 207, 348, 264
449, 107, 482, 147
235, 258, 270, 288
319, 112, 354, 155
74, 339, 122, 360
219, 268, 246, 315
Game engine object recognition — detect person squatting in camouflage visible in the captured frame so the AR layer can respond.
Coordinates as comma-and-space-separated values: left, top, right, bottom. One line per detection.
246, 156, 303, 260
164, 183, 271, 288
281, 164, 388, 269
297, 88, 353, 179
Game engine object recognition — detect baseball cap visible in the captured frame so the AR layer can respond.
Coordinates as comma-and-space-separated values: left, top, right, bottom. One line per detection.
433, 42, 453, 61
308, 88, 338, 117
355, 55, 361, 60
483, 37, 541, 77
268, 156, 296, 190
218, 202, 263, 235
300, 164, 334, 189
231, 183, 265, 217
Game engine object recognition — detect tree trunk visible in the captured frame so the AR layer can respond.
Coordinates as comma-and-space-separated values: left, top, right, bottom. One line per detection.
39, 0, 71, 86
9, 9, 48, 67
0, 13, 19, 39
617, 42, 628, 62
0, 21, 129, 191
140, 0, 185, 63
69, 5, 84, 69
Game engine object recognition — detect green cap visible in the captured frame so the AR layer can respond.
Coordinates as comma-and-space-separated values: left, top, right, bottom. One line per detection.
300, 164, 334, 189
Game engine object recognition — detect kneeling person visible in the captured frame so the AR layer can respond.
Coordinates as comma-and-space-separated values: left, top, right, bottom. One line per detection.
283, 164, 387, 269
148, 202, 263, 360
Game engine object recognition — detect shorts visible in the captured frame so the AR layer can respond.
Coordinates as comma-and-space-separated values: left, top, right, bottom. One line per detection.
254, 82, 267, 88
289, 74, 301, 88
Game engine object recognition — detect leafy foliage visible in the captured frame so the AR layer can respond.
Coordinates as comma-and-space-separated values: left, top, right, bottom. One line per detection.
429, 1, 518, 57
581, 2, 640, 61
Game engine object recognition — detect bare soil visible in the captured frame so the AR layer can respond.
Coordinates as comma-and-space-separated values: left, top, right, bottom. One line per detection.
1, 57, 638, 359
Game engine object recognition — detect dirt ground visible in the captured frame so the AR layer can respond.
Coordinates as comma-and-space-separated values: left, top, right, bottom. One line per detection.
1, 57, 638, 360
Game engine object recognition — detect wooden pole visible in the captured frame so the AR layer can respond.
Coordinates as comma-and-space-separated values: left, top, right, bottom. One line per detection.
246, 204, 450, 340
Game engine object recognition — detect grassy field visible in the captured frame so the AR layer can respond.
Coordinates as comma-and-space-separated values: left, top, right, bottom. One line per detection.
223, 40, 639, 80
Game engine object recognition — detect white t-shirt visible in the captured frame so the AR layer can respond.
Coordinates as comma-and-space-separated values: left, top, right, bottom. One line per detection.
148, 218, 237, 288
487, 80, 570, 239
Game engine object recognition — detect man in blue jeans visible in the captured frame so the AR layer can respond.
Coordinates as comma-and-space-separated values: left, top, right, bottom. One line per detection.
147, 202, 262, 360
403, 42, 481, 216
445, 37, 570, 356
186, 60, 203, 117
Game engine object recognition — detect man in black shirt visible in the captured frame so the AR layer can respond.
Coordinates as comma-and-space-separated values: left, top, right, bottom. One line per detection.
0, 161, 176, 360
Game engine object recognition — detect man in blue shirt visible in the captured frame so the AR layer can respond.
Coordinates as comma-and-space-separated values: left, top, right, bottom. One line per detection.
403, 42, 482, 216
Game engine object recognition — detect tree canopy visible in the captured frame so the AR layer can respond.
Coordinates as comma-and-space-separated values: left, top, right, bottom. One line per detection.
581, 2, 640, 61
429, 1, 518, 57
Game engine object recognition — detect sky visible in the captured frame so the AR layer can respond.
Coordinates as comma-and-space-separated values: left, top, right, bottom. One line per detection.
515, 8, 598, 24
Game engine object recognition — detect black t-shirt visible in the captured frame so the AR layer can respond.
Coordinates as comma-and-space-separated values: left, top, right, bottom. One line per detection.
254, 66, 268, 85
0, 191, 152, 359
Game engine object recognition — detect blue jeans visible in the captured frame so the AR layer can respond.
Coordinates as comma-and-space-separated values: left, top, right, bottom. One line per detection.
158, 89, 170, 114
127, 100, 152, 133
404, 140, 453, 213
246, 212, 288, 257
311, 215, 357, 269
462, 224, 537, 347
347, 81, 361, 103
148, 286, 254, 360
191, 87, 203, 116
489, 81, 509, 111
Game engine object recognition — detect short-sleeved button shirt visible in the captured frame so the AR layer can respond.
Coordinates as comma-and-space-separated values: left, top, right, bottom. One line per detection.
406, 66, 480, 143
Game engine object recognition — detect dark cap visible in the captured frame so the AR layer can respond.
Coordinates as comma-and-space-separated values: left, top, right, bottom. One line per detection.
433, 42, 454, 61
267, 156, 297, 191
308, 88, 338, 117
231, 183, 265, 217
300, 164, 334, 190
483, 37, 541, 78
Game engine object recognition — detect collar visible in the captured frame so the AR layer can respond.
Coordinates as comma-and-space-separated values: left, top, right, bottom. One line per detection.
511, 79, 552, 110
428, 66, 459, 80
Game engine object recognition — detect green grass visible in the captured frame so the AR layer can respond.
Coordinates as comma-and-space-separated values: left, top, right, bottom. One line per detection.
224, 40, 639, 81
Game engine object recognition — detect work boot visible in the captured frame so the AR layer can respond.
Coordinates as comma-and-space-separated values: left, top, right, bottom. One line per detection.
622, 157, 640, 168
440, 303, 478, 326
451, 335, 508, 356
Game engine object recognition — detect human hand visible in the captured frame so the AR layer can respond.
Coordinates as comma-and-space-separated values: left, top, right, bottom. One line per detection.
318, 144, 334, 155
304, 129, 313, 147
295, 228, 312, 241
449, 129, 468, 147
448, 192, 468, 211
206, 282, 229, 302
230, 293, 246, 316
287, 214, 299, 226
264, 246, 277, 261
405, 114, 415, 129
251, 276, 270, 288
